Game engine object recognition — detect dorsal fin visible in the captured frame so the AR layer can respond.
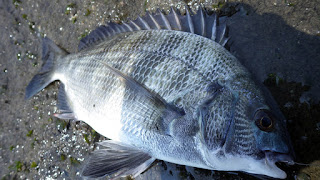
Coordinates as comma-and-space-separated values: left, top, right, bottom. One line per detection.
78, 7, 229, 51
185, 6, 194, 33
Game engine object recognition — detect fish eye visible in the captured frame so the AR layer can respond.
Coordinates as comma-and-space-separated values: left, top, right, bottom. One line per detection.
254, 110, 274, 132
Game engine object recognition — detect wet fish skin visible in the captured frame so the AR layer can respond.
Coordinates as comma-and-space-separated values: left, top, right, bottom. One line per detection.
25, 8, 293, 179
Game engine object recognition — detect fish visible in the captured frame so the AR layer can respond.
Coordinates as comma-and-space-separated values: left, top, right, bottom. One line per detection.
25, 7, 294, 179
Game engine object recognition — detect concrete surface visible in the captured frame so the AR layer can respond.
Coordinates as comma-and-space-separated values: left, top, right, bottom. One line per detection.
0, 0, 319, 179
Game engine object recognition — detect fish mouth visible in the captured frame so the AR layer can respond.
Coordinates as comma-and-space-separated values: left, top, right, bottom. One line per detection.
260, 151, 294, 179
264, 150, 294, 165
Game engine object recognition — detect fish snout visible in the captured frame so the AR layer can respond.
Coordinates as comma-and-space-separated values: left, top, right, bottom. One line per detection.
265, 150, 294, 165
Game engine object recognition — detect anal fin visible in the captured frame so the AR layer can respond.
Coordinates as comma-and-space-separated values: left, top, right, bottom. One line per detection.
81, 140, 155, 178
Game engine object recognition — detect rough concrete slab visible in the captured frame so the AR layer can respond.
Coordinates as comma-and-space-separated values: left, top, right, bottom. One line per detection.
0, 0, 319, 179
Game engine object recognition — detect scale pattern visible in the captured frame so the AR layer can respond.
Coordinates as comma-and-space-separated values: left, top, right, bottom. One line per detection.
58, 29, 256, 151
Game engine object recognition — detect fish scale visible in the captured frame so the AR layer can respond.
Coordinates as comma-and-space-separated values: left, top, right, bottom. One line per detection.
229, 99, 257, 154
101, 30, 239, 84
95, 34, 214, 108
203, 89, 234, 149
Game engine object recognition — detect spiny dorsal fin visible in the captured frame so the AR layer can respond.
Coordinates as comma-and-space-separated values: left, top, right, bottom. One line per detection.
198, 7, 206, 36
185, 6, 194, 33
78, 7, 229, 51
146, 12, 161, 29
168, 7, 182, 30
211, 15, 217, 41
158, 9, 172, 30
137, 16, 151, 30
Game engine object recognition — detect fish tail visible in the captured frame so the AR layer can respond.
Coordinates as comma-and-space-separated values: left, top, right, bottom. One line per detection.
25, 37, 67, 99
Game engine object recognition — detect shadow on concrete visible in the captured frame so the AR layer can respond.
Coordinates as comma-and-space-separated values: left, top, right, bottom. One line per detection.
226, 3, 320, 103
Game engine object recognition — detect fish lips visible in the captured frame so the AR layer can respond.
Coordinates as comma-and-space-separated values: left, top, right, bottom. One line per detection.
265, 150, 294, 165
260, 151, 294, 179
241, 150, 294, 179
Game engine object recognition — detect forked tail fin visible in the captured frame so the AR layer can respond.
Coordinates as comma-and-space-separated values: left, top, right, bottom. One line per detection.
25, 37, 67, 99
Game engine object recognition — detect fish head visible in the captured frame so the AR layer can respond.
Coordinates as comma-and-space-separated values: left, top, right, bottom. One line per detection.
223, 89, 294, 179
199, 83, 294, 179
249, 106, 294, 178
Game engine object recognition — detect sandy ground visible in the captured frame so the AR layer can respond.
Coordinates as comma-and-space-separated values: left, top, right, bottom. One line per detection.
0, 0, 319, 179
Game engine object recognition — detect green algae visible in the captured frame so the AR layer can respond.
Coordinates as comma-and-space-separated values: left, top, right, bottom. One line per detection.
33, 105, 39, 110
83, 133, 90, 144
78, 29, 90, 40
60, 154, 66, 161
212, 1, 226, 10
22, 14, 27, 20
31, 138, 38, 148
84, 9, 91, 16
71, 17, 77, 24
12, 0, 21, 9
26, 130, 33, 137
56, 119, 68, 130
30, 162, 37, 168
9, 161, 23, 172
16, 52, 21, 61
28, 21, 35, 32
70, 157, 80, 165
65, 3, 77, 15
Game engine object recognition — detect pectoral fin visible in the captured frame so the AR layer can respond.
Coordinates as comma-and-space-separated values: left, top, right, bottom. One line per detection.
97, 61, 185, 134
99, 61, 184, 115
81, 140, 155, 178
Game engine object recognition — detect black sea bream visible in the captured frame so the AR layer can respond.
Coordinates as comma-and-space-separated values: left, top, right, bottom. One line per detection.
26, 7, 294, 179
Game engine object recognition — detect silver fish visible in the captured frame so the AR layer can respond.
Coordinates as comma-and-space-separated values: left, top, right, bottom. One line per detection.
26, 7, 294, 179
